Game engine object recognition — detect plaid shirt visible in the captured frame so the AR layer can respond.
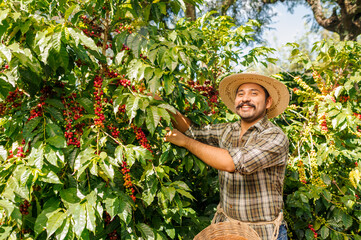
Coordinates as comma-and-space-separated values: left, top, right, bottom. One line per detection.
185, 116, 289, 239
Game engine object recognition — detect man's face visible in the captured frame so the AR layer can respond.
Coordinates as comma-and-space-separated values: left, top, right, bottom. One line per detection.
234, 83, 272, 123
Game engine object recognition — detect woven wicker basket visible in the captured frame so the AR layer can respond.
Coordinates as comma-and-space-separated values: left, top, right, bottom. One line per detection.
194, 221, 261, 240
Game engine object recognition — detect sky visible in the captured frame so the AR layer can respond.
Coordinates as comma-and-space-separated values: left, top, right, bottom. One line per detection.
263, 3, 315, 48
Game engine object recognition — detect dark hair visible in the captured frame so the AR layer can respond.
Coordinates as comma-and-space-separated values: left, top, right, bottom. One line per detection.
260, 85, 270, 101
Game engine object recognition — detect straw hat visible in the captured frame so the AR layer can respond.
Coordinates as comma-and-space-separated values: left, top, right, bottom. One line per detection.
219, 72, 289, 119
194, 221, 261, 240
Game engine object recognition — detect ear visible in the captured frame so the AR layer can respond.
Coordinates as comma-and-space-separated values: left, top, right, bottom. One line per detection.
266, 97, 272, 109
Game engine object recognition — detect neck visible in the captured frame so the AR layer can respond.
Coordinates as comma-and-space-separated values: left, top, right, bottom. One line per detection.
240, 116, 265, 137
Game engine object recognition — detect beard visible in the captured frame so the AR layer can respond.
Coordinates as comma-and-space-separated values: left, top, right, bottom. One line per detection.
236, 102, 266, 123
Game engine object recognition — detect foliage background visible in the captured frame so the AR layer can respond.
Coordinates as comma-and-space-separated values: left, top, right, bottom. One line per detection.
0, 1, 360, 239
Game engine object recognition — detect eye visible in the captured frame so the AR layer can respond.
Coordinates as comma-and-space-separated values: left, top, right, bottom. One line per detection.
237, 92, 244, 97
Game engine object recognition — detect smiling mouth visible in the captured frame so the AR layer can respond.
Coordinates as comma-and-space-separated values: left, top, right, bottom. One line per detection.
236, 103, 255, 110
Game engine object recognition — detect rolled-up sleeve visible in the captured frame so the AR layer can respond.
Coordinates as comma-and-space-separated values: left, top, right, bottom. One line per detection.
184, 123, 228, 147
228, 128, 289, 174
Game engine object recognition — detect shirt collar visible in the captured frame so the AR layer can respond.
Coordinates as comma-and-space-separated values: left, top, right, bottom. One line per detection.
235, 115, 269, 132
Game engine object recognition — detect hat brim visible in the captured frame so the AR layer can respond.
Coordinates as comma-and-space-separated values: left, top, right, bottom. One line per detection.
219, 73, 290, 119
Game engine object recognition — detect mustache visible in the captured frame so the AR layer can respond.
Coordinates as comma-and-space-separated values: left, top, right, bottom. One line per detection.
236, 102, 255, 109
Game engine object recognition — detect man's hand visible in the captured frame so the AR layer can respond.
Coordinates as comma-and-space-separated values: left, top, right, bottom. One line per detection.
163, 127, 235, 172
164, 127, 189, 147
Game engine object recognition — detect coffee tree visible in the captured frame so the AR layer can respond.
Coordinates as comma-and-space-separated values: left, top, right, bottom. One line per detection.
279, 40, 361, 239
0, 0, 274, 239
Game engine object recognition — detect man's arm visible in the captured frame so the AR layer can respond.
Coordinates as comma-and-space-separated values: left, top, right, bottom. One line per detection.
171, 110, 192, 133
164, 127, 235, 172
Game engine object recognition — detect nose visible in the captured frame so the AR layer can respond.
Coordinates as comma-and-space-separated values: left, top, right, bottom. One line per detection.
241, 92, 251, 102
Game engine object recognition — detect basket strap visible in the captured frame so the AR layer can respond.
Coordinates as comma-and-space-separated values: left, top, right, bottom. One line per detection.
212, 204, 283, 240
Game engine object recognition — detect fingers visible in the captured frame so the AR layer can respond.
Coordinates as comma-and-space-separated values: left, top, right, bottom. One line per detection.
164, 127, 174, 142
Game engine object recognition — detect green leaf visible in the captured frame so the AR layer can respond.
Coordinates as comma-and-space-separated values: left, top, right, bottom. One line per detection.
44, 144, 58, 166
157, 108, 170, 125
0, 199, 14, 216
114, 145, 123, 166
34, 198, 60, 236
55, 217, 71, 240
99, 159, 115, 180
85, 202, 96, 232
68, 27, 98, 51
163, 74, 175, 95
144, 67, 154, 81
320, 226, 329, 239
46, 123, 63, 138
126, 95, 140, 123
70, 203, 86, 237
305, 229, 314, 240
39, 171, 62, 184
148, 48, 158, 63
176, 189, 195, 201
146, 106, 160, 135
104, 194, 132, 224
165, 226, 176, 239
0, 226, 12, 240
45, 106, 64, 121
28, 143, 44, 169
0, 146, 7, 161
342, 212, 353, 229
47, 135, 67, 148
162, 186, 176, 202
23, 117, 42, 139
136, 223, 154, 240
64, 5, 78, 21
354, 234, 361, 240
77, 97, 94, 114
60, 188, 81, 204
0, 43, 11, 63
46, 209, 67, 238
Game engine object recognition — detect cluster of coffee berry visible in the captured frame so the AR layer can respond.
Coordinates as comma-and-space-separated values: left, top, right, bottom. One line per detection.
8, 140, 27, 160
131, 124, 153, 153
354, 112, 361, 120
19, 200, 31, 215
93, 75, 105, 128
28, 102, 45, 121
297, 160, 307, 184
312, 71, 329, 94
103, 211, 119, 239
187, 79, 219, 115
121, 161, 136, 202
107, 124, 120, 138
62, 93, 85, 147
117, 77, 131, 88
319, 113, 328, 134
28, 86, 54, 121
80, 15, 102, 38
308, 224, 318, 238
104, 69, 131, 88
114, 22, 134, 34
120, 43, 130, 52
107, 229, 118, 239
0, 88, 24, 116
339, 95, 350, 103
16, 146, 25, 158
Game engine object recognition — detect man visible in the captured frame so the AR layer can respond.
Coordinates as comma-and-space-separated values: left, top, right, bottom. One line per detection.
163, 72, 289, 240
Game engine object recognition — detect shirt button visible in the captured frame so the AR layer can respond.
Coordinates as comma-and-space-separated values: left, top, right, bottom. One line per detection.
229, 204, 233, 209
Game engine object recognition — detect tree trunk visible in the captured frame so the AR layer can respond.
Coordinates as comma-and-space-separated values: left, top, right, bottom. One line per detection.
221, 0, 236, 15
306, 0, 361, 41
185, 2, 196, 21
